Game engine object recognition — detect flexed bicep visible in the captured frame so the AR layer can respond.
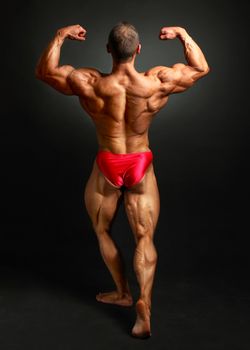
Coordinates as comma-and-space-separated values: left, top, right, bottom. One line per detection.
35, 24, 87, 95
158, 63, 204, 94
157, 26, 210, 95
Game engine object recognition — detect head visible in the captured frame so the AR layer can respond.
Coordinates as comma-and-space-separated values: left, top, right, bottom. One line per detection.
107, 21, 141, 63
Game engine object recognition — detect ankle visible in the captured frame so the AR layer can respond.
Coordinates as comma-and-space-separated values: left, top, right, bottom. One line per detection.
138, 297, 151, 311
117, 285, 131, 296
116, 288, 126, 295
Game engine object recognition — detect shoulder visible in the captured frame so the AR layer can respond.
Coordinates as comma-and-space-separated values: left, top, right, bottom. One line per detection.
145, 64, 186, 82
67, 67, 105, 96
144, 66, 168, 77
68, 67, 103, 84
143, 65, 175, 84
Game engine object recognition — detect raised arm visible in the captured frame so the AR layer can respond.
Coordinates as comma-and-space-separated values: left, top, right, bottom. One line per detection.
153, 26, 210, 94
35, 24, 87, 95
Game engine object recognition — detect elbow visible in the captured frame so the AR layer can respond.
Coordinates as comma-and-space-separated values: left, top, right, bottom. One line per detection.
202, 63, 210, 75
204, 65, 210, 75
35, 66, 46, 80
35, 67, 55, 82
198, 65, 210, 78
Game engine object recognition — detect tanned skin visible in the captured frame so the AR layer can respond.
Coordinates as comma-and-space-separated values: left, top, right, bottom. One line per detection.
35, 24, 209, 339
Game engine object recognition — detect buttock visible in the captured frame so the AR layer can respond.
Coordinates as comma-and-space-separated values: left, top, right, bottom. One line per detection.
95, 150, 153, 189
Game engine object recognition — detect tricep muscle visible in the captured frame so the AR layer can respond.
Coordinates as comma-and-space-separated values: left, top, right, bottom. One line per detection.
158, 63, 207, 94
41, 65, 75, 95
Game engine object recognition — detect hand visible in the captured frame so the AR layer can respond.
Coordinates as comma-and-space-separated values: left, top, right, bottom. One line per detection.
159, 26, 183, 40
57, 24, 87, 41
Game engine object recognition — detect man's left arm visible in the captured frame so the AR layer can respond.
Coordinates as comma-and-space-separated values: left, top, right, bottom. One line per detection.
35, 24, 86, 95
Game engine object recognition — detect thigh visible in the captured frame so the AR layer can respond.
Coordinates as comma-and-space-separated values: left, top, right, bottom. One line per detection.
124, 163, 160, 243
84, 159, 122, 232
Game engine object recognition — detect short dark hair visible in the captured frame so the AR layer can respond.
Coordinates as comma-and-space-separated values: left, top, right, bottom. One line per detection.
108, 21, 139, 62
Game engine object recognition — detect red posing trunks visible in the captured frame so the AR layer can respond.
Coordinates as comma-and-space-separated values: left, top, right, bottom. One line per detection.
96, 150, 153, 188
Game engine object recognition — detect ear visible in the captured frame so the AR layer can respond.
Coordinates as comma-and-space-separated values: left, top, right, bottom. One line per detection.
136, 43, 141, 54
106, 43, 111, 53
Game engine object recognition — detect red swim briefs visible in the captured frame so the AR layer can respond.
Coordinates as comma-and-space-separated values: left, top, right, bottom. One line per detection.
96, 150, 153, 188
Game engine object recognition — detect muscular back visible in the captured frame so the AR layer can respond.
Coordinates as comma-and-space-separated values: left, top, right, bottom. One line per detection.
36, 25, 209, 153
69, 67, 170, 153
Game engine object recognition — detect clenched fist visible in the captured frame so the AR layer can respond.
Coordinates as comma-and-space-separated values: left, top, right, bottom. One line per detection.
57, 24, 87, 41
159, 26, 184, 40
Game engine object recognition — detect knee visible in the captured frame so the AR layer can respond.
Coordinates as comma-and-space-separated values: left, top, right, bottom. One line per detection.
135, 221, 154, 241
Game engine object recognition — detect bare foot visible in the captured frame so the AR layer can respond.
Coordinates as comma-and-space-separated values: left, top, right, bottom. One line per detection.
96, 290, 133, 307
131, 299, 151, 339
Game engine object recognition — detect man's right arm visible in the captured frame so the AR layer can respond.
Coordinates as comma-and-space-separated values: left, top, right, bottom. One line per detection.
153, 26, 210, 94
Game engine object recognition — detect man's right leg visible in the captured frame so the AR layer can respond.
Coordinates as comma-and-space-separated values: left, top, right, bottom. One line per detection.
84, 160, 133, 306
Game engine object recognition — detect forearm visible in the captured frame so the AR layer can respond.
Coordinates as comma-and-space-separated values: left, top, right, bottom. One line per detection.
177, 27, 209, 72
35, 30, 66, 78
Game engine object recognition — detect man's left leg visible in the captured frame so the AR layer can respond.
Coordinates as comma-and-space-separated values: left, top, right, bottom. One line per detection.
124, 163, 160, 337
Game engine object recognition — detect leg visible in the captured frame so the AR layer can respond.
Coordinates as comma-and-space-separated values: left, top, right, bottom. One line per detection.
124, 163, 160, 338
84, 159, 133, 306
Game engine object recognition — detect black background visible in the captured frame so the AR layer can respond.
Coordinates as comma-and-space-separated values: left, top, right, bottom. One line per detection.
1, 0, 249, 349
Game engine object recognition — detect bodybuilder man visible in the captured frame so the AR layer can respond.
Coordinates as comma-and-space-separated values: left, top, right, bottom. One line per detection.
35, 21, 209, 339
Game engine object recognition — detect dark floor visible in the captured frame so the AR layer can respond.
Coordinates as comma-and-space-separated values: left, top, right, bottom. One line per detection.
0, 252, 249, 350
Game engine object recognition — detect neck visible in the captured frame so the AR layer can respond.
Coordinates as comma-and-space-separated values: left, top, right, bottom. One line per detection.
111, 58, 137, 74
